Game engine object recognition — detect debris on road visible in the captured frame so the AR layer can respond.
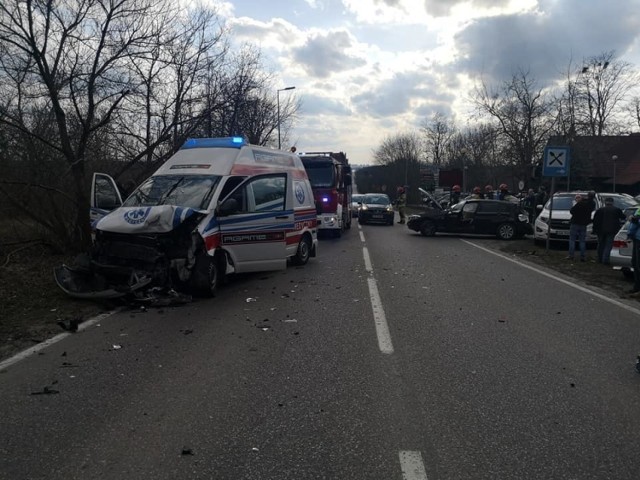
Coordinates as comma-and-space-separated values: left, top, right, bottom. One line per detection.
30, 386, 60, 395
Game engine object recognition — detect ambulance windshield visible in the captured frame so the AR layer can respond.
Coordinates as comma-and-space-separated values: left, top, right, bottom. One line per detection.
123, 174, 221, 210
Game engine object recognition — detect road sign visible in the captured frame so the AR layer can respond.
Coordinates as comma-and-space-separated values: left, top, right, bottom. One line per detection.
543, 146, 571, 177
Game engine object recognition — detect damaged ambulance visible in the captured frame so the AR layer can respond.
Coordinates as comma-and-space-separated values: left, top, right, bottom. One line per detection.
55, 137, 318, 299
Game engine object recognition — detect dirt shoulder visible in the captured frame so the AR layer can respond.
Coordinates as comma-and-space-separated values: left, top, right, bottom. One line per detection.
0, 236, 636, 363
0, 244, 110, 362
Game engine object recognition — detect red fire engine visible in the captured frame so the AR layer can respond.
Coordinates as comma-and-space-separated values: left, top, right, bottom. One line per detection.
299, 151, 352, 237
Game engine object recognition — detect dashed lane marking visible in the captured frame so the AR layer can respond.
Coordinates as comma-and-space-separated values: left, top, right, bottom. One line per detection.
399, 451, 428, 480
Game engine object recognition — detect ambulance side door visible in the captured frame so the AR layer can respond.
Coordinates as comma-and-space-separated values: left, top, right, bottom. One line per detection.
218, 173, 291, 272
90, 173, 123, 225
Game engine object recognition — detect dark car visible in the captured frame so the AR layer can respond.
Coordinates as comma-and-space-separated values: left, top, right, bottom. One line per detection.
407, 196, 532, 240
358, 193, 394, 225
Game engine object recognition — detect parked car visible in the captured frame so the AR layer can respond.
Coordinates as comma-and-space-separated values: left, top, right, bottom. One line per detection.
351, 193, 365, 217
358, 193, 394, 225
407, 195, 532, 240
610, 220, 635, 279
533, 192, 638, 245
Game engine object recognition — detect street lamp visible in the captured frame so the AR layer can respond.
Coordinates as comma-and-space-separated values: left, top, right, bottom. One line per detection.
277, 86, 296, 149
612, 155, 618, 193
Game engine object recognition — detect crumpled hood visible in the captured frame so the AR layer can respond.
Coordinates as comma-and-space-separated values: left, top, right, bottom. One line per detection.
96, 206, 200, 234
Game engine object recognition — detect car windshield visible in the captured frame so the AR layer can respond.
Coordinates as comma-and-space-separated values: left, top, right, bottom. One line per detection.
352, 194, 365, 203
302, 162, 335, 188
364, 194, 390, 205
607, 194, 638, 211
123, 174, 221, 210
545, 194, 582, 210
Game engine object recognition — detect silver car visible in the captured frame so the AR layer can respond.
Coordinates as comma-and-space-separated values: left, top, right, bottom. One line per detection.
534, 192, 638, 245
351, 194, 365, 217
610, 220, 634, 279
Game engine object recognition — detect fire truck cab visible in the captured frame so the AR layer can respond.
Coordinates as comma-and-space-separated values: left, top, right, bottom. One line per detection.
299, 151, 352, 237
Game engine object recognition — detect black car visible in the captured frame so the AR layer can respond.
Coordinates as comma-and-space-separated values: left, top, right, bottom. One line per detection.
407, 196, 532, 240
358, 193, 394, 225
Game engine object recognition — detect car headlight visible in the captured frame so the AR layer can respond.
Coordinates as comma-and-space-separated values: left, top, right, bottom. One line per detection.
518, 213, 529, 222
360, 205, 368, 210
386, 206, 393, 212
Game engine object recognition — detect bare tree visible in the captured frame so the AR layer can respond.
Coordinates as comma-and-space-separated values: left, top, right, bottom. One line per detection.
421, 112, 456, 167
472, 69, 557, 182
373, 131, 423, 190
574, 51, 637, 136
0, 0, 178, 249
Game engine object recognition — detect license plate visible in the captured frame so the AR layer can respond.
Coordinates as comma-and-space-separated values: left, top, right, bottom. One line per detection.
372, 214, 383, 219
553, 229, 569, 236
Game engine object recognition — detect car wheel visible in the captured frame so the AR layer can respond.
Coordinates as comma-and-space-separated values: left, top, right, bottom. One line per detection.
496, 222, 516, 240
291, 235, 311, 265
190, 252, 219, 297
419, 220, 436, 236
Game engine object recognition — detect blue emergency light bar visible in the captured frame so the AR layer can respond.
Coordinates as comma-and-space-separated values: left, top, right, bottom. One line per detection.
181, 137, 246, 149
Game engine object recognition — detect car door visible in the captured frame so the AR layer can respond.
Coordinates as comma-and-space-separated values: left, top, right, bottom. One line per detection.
217, 173, 290, 272
443, 201, 465, 232
90, 173, 123, 225
473, 201, 507, 234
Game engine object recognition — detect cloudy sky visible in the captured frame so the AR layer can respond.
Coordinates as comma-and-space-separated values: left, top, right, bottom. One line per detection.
217, 0, 640, 164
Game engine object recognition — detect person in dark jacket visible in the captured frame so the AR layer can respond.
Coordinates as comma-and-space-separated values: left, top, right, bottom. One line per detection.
592, 197, 626, 264
567, 194, 594, 261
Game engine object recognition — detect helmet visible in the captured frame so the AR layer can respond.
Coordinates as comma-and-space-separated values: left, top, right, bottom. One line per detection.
485, 185, 493, 191
499, 183, 508, 191
473, 186, 481, 194
452, 185, 461, 192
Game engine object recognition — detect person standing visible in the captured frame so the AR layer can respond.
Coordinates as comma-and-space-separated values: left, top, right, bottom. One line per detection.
469, 186, 483, 199
396, 186, 407, 224
592, 197, 626, 264
484, 185, 495, 199
450, 185, 461, 205
567, 194, 593, 261
522, 188, 537, 221
498, 183, 519, 203
535, 186, 548, 212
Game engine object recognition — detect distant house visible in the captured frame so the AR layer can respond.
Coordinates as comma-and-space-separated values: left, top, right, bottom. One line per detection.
547, 134, 640, 194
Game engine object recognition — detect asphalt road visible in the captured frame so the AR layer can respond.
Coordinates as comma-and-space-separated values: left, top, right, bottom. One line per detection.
2, 218, 640, 479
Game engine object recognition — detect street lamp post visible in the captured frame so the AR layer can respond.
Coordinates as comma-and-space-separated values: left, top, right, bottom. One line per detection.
612, 155, 618, 193
277, 86, 296, 149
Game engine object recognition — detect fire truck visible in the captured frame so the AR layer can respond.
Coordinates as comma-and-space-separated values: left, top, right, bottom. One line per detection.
299, 151, 352, 237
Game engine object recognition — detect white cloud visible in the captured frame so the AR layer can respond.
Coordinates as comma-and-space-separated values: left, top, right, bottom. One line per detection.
215, 0, 640, 164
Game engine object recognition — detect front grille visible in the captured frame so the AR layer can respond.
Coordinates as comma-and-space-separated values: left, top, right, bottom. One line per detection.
549, 219, 571, 229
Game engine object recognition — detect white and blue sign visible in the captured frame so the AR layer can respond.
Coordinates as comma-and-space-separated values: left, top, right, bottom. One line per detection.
543, 146, 571, 177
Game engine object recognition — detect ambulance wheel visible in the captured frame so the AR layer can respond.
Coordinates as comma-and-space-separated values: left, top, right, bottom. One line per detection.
190, 252, 219, 297
292, 235, 311, 266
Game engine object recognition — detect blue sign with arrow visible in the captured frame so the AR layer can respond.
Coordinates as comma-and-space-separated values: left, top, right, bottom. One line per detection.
543, 146, 571, 177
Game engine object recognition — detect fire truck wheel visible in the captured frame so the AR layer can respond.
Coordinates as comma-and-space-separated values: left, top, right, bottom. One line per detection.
292, 235, 311, 265
190, 252, 219, 297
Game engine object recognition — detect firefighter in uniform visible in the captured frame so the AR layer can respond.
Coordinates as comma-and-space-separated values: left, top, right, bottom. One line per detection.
396, 187, 407, 224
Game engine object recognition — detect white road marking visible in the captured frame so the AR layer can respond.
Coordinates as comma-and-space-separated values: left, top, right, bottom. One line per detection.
363, 246, 373, 272
399, 451, 428, 480
359, 231, 366, 242
368, 277, 394, 354
0, 311, 117, 371
463, 240, 640, 316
